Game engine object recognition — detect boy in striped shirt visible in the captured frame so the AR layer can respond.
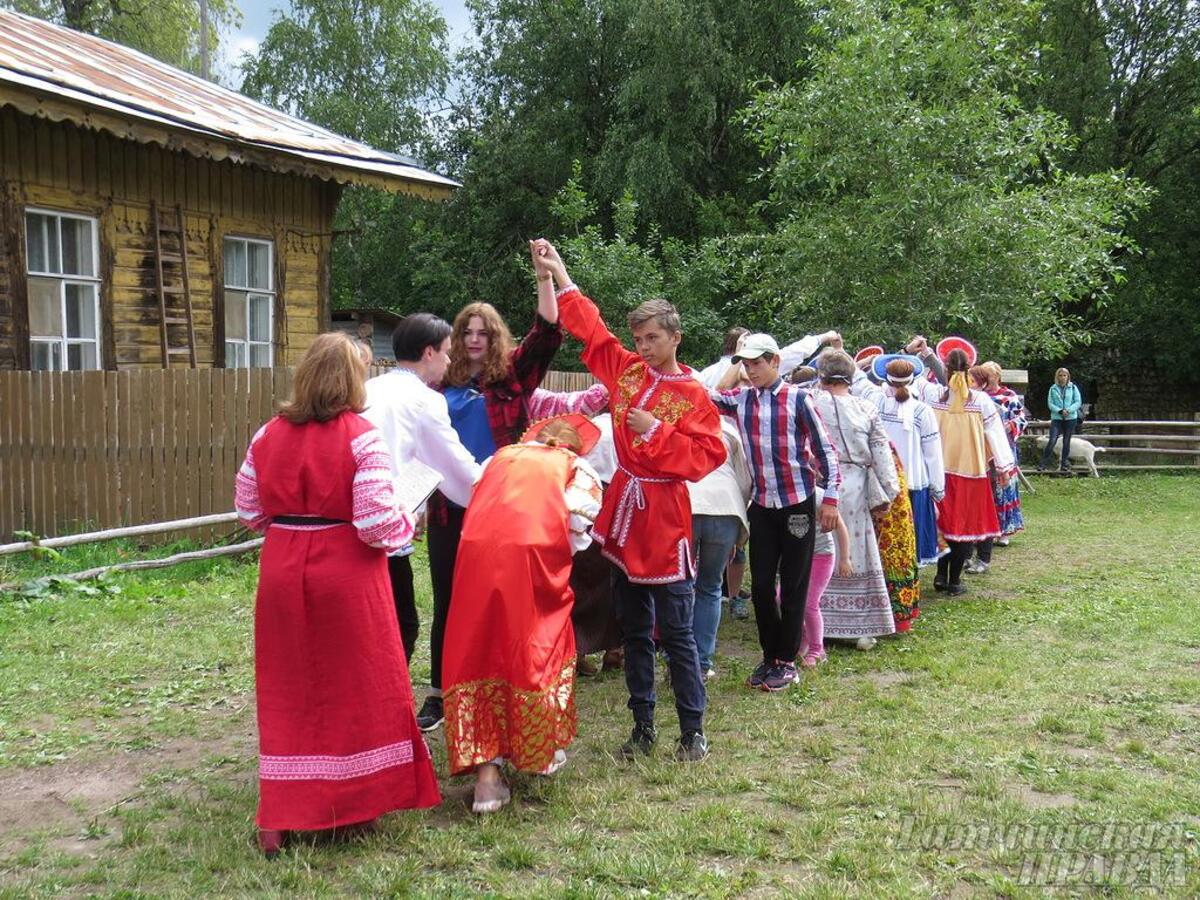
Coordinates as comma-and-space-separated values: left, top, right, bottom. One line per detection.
709, 334, 842, 691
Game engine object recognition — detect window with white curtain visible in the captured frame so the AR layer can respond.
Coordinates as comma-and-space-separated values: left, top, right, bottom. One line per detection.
223, 236, 275, 368
25, 209, 101, 370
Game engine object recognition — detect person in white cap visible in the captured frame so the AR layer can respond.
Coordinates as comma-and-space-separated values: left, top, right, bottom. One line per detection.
707, 333, 842, 692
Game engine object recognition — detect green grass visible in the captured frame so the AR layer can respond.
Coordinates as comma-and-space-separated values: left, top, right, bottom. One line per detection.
2, 476, 1199, 897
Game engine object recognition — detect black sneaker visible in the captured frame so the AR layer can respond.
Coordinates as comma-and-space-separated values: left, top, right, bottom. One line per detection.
416, 695, 444, 732
946, 583, 967, 597
620, 721, 657, 758
675, 731, 709, 762
932, 579, 948, 592
747, 659, 770, 688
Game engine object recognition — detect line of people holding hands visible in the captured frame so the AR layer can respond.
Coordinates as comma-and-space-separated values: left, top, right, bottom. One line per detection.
235, 238, 1027, 853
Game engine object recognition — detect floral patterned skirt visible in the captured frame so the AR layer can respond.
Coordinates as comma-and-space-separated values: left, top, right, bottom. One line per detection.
878, 449, 920, 631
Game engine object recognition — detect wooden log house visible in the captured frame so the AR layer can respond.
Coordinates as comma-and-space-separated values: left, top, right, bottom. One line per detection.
0, 9, 455, 371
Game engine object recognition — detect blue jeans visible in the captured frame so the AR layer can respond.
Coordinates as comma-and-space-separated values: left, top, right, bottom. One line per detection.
1041, 418, 1078, 470
691, 515, 741, 671
614, 570, 706, 735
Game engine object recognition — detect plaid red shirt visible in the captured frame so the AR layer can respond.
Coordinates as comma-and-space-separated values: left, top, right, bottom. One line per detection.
430, 315, 562, 521
479, 314, 564, 449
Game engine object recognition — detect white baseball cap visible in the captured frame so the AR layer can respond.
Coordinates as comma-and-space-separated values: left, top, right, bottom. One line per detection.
732, 333, 781, 363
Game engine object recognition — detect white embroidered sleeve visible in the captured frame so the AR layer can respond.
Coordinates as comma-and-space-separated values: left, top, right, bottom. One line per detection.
918, 404, 946, 499
867, 409, 901, 501
234, 422, 272, 533
351, 429, 416, 552
564, 456, 604, 554
979, 393, 1016, 471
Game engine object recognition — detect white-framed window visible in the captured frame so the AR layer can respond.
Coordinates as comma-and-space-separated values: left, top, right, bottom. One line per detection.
223, 236, 274, 368
24, 209, 102, 371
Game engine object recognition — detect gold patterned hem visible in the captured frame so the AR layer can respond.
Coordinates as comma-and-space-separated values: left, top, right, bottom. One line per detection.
443, 661, 577, 776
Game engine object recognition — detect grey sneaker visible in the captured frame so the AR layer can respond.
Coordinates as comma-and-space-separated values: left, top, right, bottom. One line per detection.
675, 731, 709, 762
747, 659, 770, 688
760, 661, 797, 692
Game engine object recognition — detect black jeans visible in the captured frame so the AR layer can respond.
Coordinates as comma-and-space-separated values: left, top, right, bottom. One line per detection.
746, 496, 817, 663
1041, 418, 1078, 470
614, 569, 706, 735
426, 501, 465, 690
936, 541, 973, 586
387, 554, 419, 662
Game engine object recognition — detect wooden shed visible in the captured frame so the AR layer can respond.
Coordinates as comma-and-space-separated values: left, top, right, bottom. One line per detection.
0, 10, 455, 371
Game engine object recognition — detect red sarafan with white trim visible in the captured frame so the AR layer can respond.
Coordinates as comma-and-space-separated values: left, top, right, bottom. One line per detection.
236, 410, 441, 831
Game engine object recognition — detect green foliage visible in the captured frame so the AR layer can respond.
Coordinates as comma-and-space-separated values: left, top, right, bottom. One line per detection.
239, 0, 450, 157
733, 0, 1152, 362
1032, 0, 1200, 382
3, 0, 239, 72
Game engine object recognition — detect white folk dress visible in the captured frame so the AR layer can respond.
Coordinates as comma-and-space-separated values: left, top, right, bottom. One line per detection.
812, 391, 901, 639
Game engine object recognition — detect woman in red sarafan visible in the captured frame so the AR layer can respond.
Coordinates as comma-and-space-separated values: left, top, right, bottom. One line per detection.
442, 414, 603, 814
234, 333, 441, 855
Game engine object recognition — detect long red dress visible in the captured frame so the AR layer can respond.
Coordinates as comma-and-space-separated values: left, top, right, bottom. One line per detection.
442, 441, 600, 776
236, 410, 441, 830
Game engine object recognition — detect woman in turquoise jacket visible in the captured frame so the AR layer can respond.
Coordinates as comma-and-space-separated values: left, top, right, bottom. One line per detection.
1039, 368, 1083, 473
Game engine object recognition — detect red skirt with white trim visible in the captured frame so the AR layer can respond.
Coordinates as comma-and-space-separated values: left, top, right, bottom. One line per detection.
936, 473, 1001, 543
254, 525, 440, 831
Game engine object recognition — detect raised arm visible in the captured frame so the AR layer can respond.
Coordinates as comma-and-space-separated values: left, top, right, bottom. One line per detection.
532, 239, 636, 387
527, 383, 610, 420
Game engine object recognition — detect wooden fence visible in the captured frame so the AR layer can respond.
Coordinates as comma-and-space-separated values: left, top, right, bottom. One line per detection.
0, 367, 598, 540
1023, 418, 1200, 471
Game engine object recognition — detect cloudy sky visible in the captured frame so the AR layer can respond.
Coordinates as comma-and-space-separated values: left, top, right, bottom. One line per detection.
217, 1, 473, 82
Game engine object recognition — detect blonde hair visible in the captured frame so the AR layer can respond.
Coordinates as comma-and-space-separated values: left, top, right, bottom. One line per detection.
279, 333, 367, 424
942, 348, 971, 413
1055, 367, 1070, 381
445, 302, 516, 388
982, 361, 1002, 390
533, 419, 583, 454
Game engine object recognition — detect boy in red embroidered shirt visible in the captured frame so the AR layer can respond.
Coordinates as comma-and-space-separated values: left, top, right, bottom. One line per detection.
531, 239, 726, 763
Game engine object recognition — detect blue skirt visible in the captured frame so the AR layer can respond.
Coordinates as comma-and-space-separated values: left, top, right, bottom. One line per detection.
910, 487, 943, 566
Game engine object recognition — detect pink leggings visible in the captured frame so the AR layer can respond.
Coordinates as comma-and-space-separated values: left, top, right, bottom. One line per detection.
800, 553, 835, 660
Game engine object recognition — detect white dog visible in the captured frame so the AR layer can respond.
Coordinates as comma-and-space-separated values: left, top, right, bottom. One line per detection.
1034, 435, 1104, 478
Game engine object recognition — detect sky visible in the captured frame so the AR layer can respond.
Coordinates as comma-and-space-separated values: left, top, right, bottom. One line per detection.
215, 0, 474, 82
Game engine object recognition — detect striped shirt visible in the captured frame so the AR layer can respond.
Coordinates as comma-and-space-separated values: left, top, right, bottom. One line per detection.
710, 378, 841, 508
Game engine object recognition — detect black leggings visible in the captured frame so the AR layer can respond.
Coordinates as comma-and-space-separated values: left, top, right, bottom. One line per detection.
975, 538, 994, 564
426, 500, 465, 690
936, 541, 972, 586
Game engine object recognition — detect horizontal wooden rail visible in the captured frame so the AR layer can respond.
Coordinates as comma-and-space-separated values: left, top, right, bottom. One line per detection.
1084, 446, 1200, 456
0, 538, 262, 592
0, 513, 239, 557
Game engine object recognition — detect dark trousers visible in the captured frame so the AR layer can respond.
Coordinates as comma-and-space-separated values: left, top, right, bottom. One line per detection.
936, 541, 972, 586
747, 496, 817, 663
1041, 418, 1078, 470
975, 538, 994, 564
426, 501, 465, 690
387, 554, 419, 661
614, 569, 706, 735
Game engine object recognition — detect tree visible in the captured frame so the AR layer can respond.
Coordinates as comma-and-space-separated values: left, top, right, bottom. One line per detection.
731, 0, 1151, 362
3, 0, 239, 73
1032, 0, 1200, 381
240, 0, 450, 158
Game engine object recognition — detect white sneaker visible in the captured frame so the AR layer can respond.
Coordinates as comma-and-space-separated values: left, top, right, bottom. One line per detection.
704, 667, 717, 681
855, 637, 877, 651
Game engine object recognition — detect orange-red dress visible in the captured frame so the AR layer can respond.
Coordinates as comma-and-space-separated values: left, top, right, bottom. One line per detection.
556, 287, 726, 583
442, 441, 601, 775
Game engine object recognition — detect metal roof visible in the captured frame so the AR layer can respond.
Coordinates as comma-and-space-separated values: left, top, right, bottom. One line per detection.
0, 9, 458, 196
